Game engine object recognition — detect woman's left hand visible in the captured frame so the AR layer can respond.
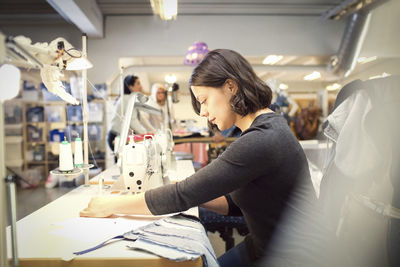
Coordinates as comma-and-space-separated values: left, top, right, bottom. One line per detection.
80, 196, 115, 218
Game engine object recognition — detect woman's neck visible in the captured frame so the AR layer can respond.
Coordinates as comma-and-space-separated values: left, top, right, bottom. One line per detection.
235, 108, 273, 132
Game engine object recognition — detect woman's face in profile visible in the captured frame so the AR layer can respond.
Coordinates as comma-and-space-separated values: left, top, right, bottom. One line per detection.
130, 79, 143, 92
191, 85, 236, 131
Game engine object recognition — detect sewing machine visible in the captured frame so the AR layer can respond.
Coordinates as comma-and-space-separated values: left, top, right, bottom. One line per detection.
154, 128, 174, 175
119, 134, 163, 193
112, 93, 173, 193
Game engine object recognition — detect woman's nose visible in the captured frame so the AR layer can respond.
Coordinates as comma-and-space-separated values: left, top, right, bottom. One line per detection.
200, 105, 208, 117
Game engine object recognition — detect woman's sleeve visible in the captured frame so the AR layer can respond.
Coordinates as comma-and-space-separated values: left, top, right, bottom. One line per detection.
145, 130, 273, 215
130, 109, 148, 134
140, 112, 157, 133
225, 194, 243, 216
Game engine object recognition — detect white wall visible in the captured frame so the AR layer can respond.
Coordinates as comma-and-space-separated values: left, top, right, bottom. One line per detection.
360, 0, 400, 58
2, 0, 399, 86
87, 15, 344, 84
173, 94, 207, 127
1, 1, 398, 123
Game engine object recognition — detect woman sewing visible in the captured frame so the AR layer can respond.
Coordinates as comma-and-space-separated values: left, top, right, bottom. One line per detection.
82, 49, 331, 266
107, 74, 154, 152
148, 82, 175, 130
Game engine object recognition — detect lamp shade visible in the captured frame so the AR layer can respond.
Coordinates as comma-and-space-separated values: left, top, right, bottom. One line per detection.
184, 42, 210, 66
66, 57, 93, 71
0, 64, 20, 101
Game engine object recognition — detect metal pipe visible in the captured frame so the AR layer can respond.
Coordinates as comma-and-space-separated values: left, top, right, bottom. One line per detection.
81, 33, 90, 186
5, 175, 18, 267
120, 67, 124, 116
0, 101, 9, 267
327, 11, 371, 77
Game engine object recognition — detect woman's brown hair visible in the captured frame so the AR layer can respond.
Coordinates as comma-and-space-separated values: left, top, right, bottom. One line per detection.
189, 49, 272, 117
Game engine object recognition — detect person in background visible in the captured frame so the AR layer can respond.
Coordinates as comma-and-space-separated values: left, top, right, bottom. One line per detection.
148, 83, 175, 131
81, 49, 332, 266
107, 74, 154, 152
294, 105, 322, 140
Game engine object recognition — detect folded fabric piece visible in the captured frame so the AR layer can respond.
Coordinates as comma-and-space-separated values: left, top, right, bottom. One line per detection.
74, 214, 218, 267
126, 215, 218, 267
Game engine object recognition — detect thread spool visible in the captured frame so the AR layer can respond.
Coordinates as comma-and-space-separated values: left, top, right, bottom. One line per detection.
74, 136, 83, 167
59, 137, 74, 172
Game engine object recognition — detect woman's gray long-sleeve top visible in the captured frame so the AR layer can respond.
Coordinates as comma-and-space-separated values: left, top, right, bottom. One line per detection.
145, 113, 327, 262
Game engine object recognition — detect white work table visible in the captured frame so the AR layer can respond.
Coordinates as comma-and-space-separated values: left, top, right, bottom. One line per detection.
7, 160, 202, 267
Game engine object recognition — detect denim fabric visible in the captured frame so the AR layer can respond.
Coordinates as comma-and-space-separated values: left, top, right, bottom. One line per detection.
125, 215, 218, 267
74, 215, 218, 267
218, 242, 253, 267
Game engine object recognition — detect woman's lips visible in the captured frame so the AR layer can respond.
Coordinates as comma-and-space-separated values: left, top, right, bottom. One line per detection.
209, 118, 216, 124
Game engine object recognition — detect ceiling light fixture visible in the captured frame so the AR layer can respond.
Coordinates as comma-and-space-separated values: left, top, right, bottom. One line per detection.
262, 55, 283, 65
165, 74, 177, 84
369, 72, 391, 80
326, 83, 341, 91
279, 83, 288, 90
66, 57, 93, 71
357, 56, 377, 64
150, 0, 178, 21
304, 71, 321, 81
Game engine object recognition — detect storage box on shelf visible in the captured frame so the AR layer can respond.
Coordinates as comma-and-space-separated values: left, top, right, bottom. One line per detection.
22, 80, 40, 102
3, 99, 24, 171
5, 136, 24, 169
22, 101, 48, 183
3, 91, 107, 186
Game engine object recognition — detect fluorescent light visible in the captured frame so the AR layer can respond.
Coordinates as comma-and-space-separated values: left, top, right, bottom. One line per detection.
165, 74, 176, 84
66, 57, 93, 70
163, 0, 177, 20
0, 64, 21, 101
262, 55, 283, 65
357, 56, 377, 64
150, 0, 177, 21
369, 72, 391, 80
279, 83, 288, 90
326, 83, 341, 91
304, 71, 321, 81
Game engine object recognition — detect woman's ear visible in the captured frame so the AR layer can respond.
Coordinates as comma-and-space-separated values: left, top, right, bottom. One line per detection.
225, 79, 238, 95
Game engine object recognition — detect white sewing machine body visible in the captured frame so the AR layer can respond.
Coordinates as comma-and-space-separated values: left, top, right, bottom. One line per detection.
154, 129, 174, 174
113, 93, 174, 194
120, 135, 164, 193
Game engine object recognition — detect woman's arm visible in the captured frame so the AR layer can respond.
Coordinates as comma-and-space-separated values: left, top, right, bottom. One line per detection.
140, 111, 157, 133
130, 109, 148, 134
80, 193, 152, 218
200, 196, 229, 215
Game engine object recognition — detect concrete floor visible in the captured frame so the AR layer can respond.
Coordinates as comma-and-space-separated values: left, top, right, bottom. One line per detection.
10, 184, 72, 223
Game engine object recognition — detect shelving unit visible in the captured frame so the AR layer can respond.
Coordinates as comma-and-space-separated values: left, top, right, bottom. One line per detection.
3, 98, 107, 184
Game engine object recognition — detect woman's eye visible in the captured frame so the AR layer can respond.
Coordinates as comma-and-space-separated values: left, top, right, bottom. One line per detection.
200, 99, 207, 105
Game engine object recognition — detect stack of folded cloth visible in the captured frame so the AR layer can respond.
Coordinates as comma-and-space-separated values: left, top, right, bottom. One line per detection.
74, 214, 218, 267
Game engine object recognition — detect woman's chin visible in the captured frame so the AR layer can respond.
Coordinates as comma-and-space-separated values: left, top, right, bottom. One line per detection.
217, 124, 228, 131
